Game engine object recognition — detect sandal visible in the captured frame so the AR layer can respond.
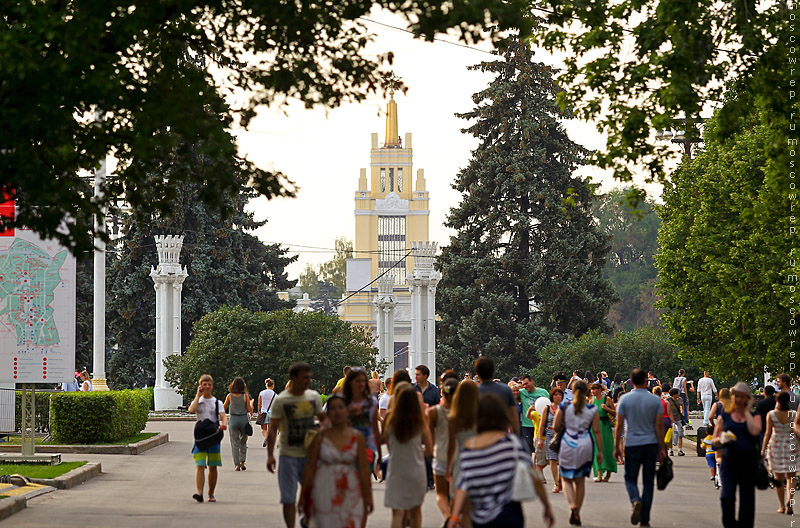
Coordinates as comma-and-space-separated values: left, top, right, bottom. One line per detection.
234, 464, 241, 471
241, 463, 246, 471
192, 494, 203, 503
552, 486, 561, 493
207, 495, 216, 503
569, 508, 581, 526
594, 477, 602, 482
787, 502, 794, 515
603, 473, 611, 482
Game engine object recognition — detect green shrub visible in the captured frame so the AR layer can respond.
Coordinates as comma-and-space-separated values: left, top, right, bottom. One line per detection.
14, 391, 51, 433
50, 389, 150, 444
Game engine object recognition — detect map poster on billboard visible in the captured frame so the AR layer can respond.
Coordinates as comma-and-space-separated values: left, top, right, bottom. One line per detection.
0, 220, 76, 383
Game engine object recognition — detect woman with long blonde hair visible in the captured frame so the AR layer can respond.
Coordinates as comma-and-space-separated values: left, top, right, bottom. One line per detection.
446, 380, 479, 528
383, 381, 433, 528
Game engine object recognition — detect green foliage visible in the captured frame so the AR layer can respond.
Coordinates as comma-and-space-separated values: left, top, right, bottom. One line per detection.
165, 306, 382, 399
0, 461, 87, 479
318, 237, 353, 296
106, 174, 296, 389
0, 0, 532, 253
49, 390, 150, 444
531, 328, 702, 390
436, 38, 617, 379
534, 0, 795, 203
14, 391, 50, 434
655, 99, 793, 380
593, 188, 662, 331
298, 265, 321, 298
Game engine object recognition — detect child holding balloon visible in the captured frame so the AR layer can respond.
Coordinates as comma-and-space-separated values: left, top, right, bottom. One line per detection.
527, 395, 552, 481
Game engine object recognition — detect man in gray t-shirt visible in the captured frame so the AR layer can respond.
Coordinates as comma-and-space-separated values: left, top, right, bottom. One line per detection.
615, 368, 666, 527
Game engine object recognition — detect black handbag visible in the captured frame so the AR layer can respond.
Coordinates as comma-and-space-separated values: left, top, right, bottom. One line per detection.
548, 406, 565, 453
656, 456, 674, 490
756, 459, 770, 490
194, 399, 224, 450
245, 421, 253, 436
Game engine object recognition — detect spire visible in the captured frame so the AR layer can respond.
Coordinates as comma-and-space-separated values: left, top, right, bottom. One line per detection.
384, 90, 400, 147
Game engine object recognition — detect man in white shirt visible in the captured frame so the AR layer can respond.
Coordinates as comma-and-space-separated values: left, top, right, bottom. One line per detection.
696, 372, 718, 427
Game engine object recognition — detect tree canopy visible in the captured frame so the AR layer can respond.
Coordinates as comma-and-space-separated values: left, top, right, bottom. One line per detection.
534, 0, 795, 201
436, 38, 617, 379
593, 188, 662, 331
164, 305, 381, 400
107, 164, 295, 388
655, 95, 790, 380
1, 0, 532, 253
531, 328, 702, 391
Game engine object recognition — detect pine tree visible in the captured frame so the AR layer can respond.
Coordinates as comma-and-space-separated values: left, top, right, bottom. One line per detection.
436, 38, 617, 379
107, 162, 296, 388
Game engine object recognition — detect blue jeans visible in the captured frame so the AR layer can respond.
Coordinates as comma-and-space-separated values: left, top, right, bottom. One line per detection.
623, 444, 658, 525
521, 426, 535, 454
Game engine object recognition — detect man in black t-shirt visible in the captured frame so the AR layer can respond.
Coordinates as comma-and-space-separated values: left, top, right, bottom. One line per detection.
474, 356, 519, 435
755, 385, 776, 448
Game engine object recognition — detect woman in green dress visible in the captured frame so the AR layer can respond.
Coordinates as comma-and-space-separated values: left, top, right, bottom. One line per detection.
590, 383, 618, 482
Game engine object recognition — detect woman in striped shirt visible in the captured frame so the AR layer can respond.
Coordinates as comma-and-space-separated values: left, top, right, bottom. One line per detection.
447, 393, 555, 528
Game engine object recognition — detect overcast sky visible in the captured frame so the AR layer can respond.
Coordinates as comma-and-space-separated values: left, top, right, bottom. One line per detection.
234, 9, 664, 280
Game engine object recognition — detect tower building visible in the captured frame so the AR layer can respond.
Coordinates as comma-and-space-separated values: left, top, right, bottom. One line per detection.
341, 94, 430, 373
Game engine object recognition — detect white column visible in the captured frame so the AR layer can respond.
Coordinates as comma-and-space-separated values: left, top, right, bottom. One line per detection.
426, 283, 438, 381
92, 156, 108, 389
407, 242, 439, 378
386, 306, 395, 372
152, 235, 188, 410
375, 303, 385, 365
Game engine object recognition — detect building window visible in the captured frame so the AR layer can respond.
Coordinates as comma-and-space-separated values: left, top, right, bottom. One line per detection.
389, 168, 394, 192
380, 168, 386, 192
397, 168, 403, 192
378, 215, 406, 285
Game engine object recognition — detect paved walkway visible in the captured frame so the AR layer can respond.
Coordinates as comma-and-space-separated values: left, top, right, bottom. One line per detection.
12, 421, 790, 527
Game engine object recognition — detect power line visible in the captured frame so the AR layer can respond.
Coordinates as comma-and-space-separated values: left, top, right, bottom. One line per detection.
333, 249, 413, 307
358, 17, 496, 56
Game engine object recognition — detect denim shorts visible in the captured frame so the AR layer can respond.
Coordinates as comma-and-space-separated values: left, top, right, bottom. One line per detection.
278, 455, 306, 504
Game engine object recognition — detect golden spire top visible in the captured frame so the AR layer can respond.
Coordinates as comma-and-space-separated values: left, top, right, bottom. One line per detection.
384, 91, 400, 147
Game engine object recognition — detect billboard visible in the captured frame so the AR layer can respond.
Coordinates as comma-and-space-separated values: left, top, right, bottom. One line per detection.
0, 213, 76, 383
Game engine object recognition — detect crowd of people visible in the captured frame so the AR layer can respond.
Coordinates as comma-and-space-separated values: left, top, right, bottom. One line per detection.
186, 362, 800, 528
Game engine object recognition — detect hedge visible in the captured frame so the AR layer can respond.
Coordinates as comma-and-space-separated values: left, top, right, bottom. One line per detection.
50, 389, 150, 444
14, 391, 51, 433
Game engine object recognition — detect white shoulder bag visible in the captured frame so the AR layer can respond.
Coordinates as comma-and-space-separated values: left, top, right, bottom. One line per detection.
511, 435, 537, 502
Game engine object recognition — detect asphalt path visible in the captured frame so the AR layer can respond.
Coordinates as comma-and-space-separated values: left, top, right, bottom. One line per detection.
12, 420, 792, 527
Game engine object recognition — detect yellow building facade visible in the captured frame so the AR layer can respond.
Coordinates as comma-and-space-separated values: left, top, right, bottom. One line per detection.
340, 96, 430, 371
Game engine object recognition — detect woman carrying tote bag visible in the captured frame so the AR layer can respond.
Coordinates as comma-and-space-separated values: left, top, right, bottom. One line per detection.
447, 393, 555, 528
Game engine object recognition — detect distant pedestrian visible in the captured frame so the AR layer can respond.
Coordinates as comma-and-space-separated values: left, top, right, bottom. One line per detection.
713, 382, 761, 528
646, 372, 660, 392
555, 380, 602, 526
474, 357, 519, 435
708, 388, 731, 429
754, 385, 776, 447
343, 367, 381, 478
415, 364, 441, 489
266, 362, 325, 528
614, 368, 666, 527
590, 382, 617, 482
368, 370, 382, 397
538, 387, 565, 493
298, 394, 373, 528
701, 429, 720, 489
379, 377, 392, 423
428, 378, 458, 523
553, 373, 573, 403
447, 392, 555, 528
697, 372, 718, 426
188, 374, 228, 503
257, 379, 277, 447
672, 369, 693, 426
666, 388, 685, 456
776, 374, 799, 411
447, 379, 480, 528
223, 377, 253, 471
761, 391, 796, 515
519, 375, 549, 455
383, 381, 433, 528
332, 366, 351, 395
79, 370, 92, 392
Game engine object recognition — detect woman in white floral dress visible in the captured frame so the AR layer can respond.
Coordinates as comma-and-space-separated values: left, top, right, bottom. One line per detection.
762, 391, 797, 515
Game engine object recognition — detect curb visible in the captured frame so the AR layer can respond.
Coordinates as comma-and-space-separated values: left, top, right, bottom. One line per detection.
0, 495, 27, 521
0, 485, 57, 521
0, 432, 169, 456
30, 462, 102, 490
